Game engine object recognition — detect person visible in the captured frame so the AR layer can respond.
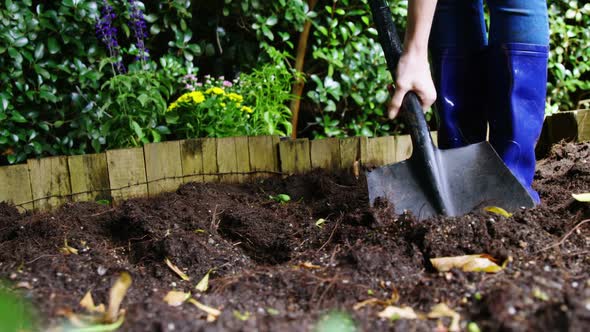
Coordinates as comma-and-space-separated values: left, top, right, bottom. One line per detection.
388, 0, 549, 203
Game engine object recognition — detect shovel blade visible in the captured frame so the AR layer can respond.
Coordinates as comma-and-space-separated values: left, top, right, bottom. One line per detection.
366, 142, 535, 219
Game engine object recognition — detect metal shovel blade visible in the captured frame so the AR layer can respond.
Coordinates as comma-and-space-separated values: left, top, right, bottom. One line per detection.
366, 141, 536, 220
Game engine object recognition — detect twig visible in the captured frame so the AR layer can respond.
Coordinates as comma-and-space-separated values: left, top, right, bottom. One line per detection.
316, 214, 343, 253
538, 219, 590, 253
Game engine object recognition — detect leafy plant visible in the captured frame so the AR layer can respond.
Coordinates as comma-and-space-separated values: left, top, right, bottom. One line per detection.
166, 46, 296, 138
546, 0, 590, 113
269, 194, 291, 204
166, 79, 252, 138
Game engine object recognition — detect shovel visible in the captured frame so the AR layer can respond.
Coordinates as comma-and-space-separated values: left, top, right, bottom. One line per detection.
366, 0, 535, 220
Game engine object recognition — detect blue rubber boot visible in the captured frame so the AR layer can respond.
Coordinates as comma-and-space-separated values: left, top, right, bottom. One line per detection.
431, 48, 488, 149
488, 43, 549, 204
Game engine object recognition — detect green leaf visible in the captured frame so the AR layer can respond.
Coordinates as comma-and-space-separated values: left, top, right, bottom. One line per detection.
131, 121, 144, 139
34, 43, 45, 59
47, 37, 60, 54
10, 112, 27, 123
14, 37, 28, 48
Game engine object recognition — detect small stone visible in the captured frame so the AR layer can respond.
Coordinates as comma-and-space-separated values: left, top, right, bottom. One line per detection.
167, 323, 175, 331
507, 306, 516, 315
9, 273, 17, 280
97, 266, 107, 276
544, 265, 551, 272
171, 282, 177, 287
208, 238, 215, 245
572, 282, 579, 288
519, 241, 528, 249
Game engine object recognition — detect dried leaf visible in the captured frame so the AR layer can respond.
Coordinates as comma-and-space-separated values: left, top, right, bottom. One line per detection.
80, 291, 105, 313
427, 303, 460, 332
572, 193, 590, 202
299, 261, 321, 269
430, 254, 503, 273
60, 239, 79, 255
484, 206, 512, 218
165, 258, 190, 281
188, 298, 221, 322
67, 314, 125, 332
105, 272, 132, 323
16, 281, 32, 289
378, 306, 418, 320
163, 291, 191, 306
233, 310, 250, 321
315, 218, 326, 228
195, 270, 211, 292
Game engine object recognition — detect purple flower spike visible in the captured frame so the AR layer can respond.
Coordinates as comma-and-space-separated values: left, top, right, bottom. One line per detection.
128, 0, 150, 62
96, 0, 125, 74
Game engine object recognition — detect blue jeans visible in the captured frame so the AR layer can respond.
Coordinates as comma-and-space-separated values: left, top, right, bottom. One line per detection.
430, 0, 549, 49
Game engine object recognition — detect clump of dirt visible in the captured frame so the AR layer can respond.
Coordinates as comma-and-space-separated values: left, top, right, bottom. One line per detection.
0, 142, 589, 331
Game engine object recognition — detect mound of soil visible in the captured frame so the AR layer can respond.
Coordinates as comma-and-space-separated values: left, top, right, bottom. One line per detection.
0, 142, 589, 331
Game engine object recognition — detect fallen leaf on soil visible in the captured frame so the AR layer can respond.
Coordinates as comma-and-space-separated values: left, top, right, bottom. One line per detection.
572, 193, 590, 202
195, 270, 211, 292
266, 308, 280, 316
430, 254, 503, 273
354, 286, 400, 310
165, 258, 190, 281
315, 218, 326, 228
16, 281, 32, 289
163, 291, 191, 306
60, 239, 79, 255
298, 261, 321, 269
80, 291, 105, 313
427, 303, 460, 332
188, 298, 221, 322
532, 287, 550, 301
484, 206, 513, 218
105, 272, 132, 323
377, 306, 418, 320
69, 314, 125, 332
233, 310, 250, 321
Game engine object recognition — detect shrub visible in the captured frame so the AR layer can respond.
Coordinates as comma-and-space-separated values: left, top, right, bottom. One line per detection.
166, 46, 296, 138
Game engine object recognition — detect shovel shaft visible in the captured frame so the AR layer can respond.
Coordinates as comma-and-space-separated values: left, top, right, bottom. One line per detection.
369, 0, 452, 215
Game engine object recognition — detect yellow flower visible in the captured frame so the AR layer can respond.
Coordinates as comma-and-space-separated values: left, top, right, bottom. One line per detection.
227, 92, 243, 103
206, 87, 225, 95
241, 106, 254, 114
167, 101, 179, 112
189, 91, 205, 104
220, 102, 226, 107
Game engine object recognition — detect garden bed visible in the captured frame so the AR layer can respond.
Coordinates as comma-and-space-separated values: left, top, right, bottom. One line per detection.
0, 142, 589, 331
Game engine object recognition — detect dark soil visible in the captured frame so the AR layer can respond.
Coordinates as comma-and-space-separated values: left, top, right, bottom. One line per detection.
1, 142, 589, 331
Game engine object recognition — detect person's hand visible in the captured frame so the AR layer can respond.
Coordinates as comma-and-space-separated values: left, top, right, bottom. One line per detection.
387, 51, 436, 119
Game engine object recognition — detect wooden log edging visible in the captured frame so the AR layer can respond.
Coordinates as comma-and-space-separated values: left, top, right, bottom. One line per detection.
0, 109, 588, 212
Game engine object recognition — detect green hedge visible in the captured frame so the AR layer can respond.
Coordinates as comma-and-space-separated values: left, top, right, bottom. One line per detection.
1, 0, 588, 165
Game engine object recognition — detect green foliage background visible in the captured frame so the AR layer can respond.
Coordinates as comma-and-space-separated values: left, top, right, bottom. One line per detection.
0, 0, 588, 164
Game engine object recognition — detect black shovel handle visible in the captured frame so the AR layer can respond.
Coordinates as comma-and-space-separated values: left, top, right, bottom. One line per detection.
369, 0, 452, 215
368, 0, 435, 157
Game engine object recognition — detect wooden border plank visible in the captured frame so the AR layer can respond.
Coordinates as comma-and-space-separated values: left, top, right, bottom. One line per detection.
180, 138, 205, 183
279, 138, 311, 175
0, 164, 33, 212
28, 156, 71, 211
248, 136, 280, 179
106, 147, 148, 204
202, 138, 218, 183
340, 136, 360, 170
68, 153, 110, 203
365, 136, 396, 166
394, 134, 413, 162
311, 138, 340, 171
217, 137, 238, 183
234, 136, 251, 183
144, 141, 183, 196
